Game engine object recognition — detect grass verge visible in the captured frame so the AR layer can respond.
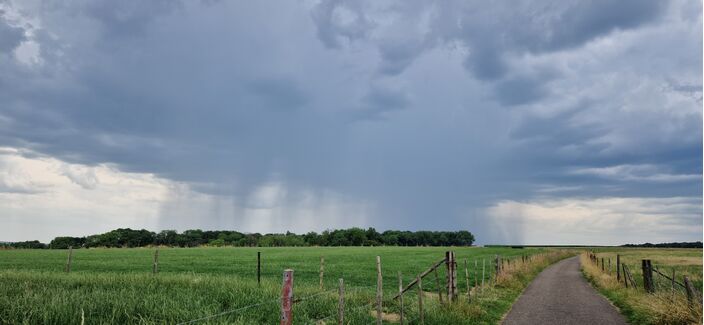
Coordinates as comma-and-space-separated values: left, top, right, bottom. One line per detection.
580, 253, 702, 325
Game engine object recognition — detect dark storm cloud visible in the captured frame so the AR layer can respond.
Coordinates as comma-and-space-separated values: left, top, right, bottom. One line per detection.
0, 0, 700, 244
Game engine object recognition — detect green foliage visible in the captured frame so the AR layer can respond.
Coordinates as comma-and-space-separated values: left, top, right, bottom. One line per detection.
48, 237, 85, 249
0, 240, 47, 249
30, 228, 477, 249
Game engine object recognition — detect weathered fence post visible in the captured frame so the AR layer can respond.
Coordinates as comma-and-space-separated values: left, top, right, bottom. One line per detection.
616, 254, 621, 282
398, 272, 404, 325
319, 256, 325, 290
448, 251, 457, 302
601, 258, 605, 272
65, 246, 73, 273
642, 259, 654, 293
494, 255, 500, 282
257, 252, 261, 286
481, 259, 485, 287
684, 275, 695, 304
417, 276, 424, 325
622, 264, 628, 288
280, 269, 294, 325
464, 258, 470, 299
153, 248, 159, 274
445, 251, 452, 302
376, 256, 382, 325
671, 269, 676, 291
338, 278, 344, 325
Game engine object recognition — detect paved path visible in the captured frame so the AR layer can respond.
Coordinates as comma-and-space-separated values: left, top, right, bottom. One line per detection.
502, 256, 628, 325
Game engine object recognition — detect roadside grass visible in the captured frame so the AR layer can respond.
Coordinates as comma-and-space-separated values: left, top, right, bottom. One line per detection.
0, 246, 572, 324
580, 252, 703, 325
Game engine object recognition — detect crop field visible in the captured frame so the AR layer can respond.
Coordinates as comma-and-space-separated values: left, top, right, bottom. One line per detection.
583, 248, 703, 325
0, 246, 562, 324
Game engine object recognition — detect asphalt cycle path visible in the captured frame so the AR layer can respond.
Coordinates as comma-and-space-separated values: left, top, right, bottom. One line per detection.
503, 256, 628, 325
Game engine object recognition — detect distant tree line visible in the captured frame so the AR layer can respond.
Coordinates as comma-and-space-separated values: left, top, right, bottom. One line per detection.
1, 228, 475, 249
622, 241, 703, 248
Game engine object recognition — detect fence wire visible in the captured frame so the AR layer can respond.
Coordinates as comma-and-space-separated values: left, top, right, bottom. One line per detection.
176, 288, 336, 325
175, 297, 280, 325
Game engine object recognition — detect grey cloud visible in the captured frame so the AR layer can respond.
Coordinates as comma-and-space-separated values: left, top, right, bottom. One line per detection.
349, 85, 410, 121
310, 0, 373, 49
464, 46, 506, 81
60, 165, 99, 189
0, 0, 699, 244
84, 0, 181, 39
245, 78, 309, 111
0, 13, 25, 53
493, 77, 548, 106
571, 164, 702, 183
377, 39, 426, 76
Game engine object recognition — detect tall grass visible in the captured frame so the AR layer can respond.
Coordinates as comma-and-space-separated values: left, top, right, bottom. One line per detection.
580, 253, 702, 325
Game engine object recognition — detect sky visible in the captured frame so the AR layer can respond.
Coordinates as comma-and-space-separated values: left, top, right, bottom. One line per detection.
0, 0, 701, 245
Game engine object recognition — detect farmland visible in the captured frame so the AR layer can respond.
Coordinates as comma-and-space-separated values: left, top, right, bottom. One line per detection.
0, 246, 568, 324
582, 248, 703, 325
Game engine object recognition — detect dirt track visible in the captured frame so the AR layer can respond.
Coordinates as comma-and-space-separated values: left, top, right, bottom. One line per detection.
502, 256, 628, 325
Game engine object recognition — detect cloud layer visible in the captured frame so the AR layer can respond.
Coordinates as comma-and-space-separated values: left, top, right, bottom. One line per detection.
0, 0, 700, 244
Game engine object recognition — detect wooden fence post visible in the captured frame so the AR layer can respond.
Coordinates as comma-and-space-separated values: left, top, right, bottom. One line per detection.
257, 252, 261, 286
319, 256, 325, 290
494, 255, 500, 282
449, 251, 457, 302
280, 269, 294, 325
417, 276, 424, 325
464, 258, 470, 300
601, 258, 604, 272
684, 275, 695, 304
338, 278, 344, 325
398, 272, 404, 325
434, 268, 443, 303
376, 256, 382, 325
622, 264, 628, 288
481, 259, 485, 287
445, 252, 452, 302
671, 269, 676, 291
153, 248, 159, 274
642, 260, 654, 293
65, 246, 73, 273
616, 255, 621, 282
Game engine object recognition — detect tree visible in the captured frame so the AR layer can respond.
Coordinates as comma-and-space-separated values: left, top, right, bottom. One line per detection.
49, 237, 85, 249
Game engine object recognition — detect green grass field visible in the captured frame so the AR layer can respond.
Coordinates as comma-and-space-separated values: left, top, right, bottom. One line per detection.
582, 248, 703, 325
0, 246, 565, 324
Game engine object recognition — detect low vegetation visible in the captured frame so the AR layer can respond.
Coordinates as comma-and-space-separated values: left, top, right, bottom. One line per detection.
0, 246, 572, 324
580, 248, 703, 325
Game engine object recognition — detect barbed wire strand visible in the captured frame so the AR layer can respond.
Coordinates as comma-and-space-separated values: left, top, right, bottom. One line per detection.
176, 288, 335, 325
175, 298, 279, 325
294, 288, 338, 304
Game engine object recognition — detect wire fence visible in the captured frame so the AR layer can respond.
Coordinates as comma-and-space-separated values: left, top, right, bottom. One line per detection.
171, 251, 556, 325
